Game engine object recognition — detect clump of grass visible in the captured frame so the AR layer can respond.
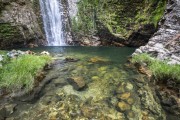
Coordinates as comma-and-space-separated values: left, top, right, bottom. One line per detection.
0, 50, 7, 54
131, 53, 154, 64
132, 53, 180, 83
0, 54, 52, 92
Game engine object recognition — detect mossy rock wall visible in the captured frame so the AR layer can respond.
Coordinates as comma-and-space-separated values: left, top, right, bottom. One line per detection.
72, 0, 167, 46
0, 0, 45, 49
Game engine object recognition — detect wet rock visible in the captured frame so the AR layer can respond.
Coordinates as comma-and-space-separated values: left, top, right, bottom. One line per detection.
25, 50, 36, 55
40, 51, 50, 55
67, 77, 86, 90
54, 78, 67, 87
0, 104, 16, 119
98, 66, 107, 72
117, 101, 131, 112
65, 57, 79, 62
7, 50, 25, 58
43, 63, 52, 70
0, 55, 3, 62
137, 87, 166, 119
89, 56, 108, 63
132, 75, 145, 83
125, 83, 134, 91
6, 117, 14, 120
127, 111, 135, 118
5, 104, 17, 115
49, 112, 58, 120
156, 90, 180, 116
117, 92, 131, 100
34, 72, 46, 86
110, 97, 119, 107
116, 82, 134, 94
127, 98, 135, 105
91, 76, 99, 81
116, 85, 125, 94
81, 105, 97, 118
0, 106, 6, 120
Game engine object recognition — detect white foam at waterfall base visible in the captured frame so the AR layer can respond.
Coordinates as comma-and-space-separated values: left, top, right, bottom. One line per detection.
39, 0, 67, 46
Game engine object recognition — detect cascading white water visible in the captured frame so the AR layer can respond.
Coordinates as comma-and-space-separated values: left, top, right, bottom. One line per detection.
39, 0, 67, 46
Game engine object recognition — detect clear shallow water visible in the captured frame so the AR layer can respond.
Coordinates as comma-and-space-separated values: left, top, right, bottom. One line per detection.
26, 46, 136, 63
6, 47, 167, 120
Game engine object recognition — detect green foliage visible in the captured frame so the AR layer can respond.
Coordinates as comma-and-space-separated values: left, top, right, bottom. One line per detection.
150, 0, 166, 26
0, 54, 52, 92
132, 53, 180, 83
0, 50, 7, 54
131, 53, 153, 64
72, 0, 166, 39
150, 60, 180, 82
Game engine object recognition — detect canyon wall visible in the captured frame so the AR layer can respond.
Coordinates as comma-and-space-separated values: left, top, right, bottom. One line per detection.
134, 0, 180, 64
0, 0, 45, 49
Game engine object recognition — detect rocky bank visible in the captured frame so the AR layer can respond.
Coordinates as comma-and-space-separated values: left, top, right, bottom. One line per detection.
134, 0, 180, 65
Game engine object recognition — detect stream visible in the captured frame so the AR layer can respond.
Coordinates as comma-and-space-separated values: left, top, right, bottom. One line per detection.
0, 47, 171, 120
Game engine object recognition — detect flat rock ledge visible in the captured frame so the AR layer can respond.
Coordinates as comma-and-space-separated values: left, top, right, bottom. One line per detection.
133, 0, 180, 65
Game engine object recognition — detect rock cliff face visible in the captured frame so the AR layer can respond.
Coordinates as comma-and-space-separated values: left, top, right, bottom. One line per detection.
71, 0, 166, 46
134, 0, 180, 64
0, 0, 45, 49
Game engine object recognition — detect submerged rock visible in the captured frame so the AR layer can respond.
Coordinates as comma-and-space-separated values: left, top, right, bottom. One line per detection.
117, 92, 131, 100
67, 77, 86, 90
81, 105, 97, 118
65, 57, 79, 62
127, 98, 135, 105
0, 104, 16, 119
7, 50, 25, 58
0, 106, 6, 120
117, 101, 131, 112
89, 56, 108, 63
49, 112, 58, 120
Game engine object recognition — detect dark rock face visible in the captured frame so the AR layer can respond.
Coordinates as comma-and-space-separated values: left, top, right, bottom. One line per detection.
126, 24, 156, 47
0, 0, 45, 49
156, 87, 180, 119
134, 0, 180, 64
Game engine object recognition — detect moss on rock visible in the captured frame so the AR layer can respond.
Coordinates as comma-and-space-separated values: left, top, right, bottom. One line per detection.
0, 23, 24, 48
72, 0, 167, 45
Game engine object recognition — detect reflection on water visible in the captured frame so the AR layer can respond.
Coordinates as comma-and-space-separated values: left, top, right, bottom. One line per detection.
7, 47, 167, 120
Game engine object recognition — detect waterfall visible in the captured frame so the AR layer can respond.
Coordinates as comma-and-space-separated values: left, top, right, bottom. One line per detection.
39, 0, 67, 46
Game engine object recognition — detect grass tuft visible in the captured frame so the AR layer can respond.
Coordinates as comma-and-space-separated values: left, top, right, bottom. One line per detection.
132, 53, 180, 83
0, 54, 52, 92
